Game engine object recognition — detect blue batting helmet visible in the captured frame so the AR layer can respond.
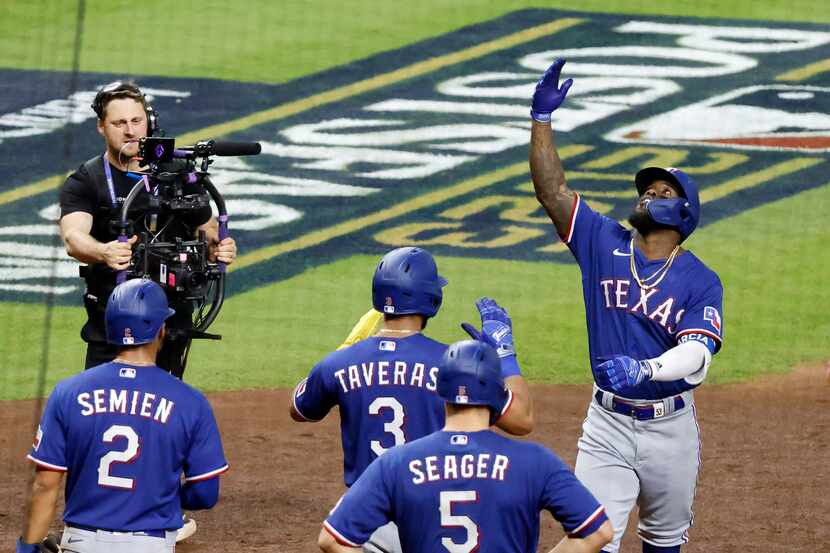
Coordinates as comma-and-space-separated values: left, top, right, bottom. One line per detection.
105, 279, 175, 346
437, 340, 508, 425
635, 167, 700, 241
371, 247, 447, 318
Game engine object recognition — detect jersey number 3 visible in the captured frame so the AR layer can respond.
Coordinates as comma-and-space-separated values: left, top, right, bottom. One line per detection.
368, 397, 406, 457
97, 425, 140, 490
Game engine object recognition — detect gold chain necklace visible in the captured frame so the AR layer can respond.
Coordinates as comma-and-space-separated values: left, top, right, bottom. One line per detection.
628, 238, 679, 291
376, 329, 420, 337
113, 357, 156, 366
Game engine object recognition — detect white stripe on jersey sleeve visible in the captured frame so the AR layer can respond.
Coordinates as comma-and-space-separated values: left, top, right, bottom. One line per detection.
185, 464, 229, 482
563, 193, 581, 244
323, 520, 362, 548
569, 505, 606, 537
27, 454, 67, 472
499, 388, 514, 417
292, 380, 324, 422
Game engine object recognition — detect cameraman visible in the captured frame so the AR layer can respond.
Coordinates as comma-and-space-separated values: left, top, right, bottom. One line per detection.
59, 81, 237, 378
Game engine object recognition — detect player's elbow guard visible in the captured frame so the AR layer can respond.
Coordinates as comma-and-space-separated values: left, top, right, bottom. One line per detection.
180, 477, 220, 510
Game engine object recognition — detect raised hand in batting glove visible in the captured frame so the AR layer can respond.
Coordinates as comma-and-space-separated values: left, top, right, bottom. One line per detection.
461, 297, 514, 357
530, 58, 573, 123
461, 297, 522, 378
595, 356, 654, 393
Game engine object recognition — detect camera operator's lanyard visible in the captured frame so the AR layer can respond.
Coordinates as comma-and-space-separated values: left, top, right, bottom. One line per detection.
102, 153, 120, 208
103, 153, 152, 206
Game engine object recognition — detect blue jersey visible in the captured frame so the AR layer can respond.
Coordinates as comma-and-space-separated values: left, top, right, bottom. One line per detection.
563, 195, 724, 399
28, 362, 228, 532
324, 430, 608, 552
293, 334, 446, 486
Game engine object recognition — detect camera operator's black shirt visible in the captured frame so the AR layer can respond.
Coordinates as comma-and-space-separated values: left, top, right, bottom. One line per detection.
60, 155, 212, 240
59, 154, 213, 303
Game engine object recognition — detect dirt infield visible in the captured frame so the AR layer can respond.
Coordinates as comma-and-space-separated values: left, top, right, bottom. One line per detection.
1, 364, 827, 552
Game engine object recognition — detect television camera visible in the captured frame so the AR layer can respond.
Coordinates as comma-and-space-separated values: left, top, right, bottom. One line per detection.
115, 136, 261, 341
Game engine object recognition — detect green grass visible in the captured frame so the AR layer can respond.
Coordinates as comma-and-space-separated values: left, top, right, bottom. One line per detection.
1, 1, 828, 83
1, 0, 829, 399
2, 182, 828, 399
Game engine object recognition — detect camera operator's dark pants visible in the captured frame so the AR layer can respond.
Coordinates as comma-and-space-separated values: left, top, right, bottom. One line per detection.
83, 295, 194, 379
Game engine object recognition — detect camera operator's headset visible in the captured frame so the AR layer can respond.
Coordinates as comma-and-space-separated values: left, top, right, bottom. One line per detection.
91, 81, 159, 137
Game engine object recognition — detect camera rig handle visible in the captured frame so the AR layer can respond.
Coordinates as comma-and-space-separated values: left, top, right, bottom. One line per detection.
116, 166, 227, 336
116, 176, 150, 284
201, 177, 229, 274
196, 176, 227, 331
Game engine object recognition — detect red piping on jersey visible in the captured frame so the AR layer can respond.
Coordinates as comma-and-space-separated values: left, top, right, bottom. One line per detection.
323, 521, 361, 548
568, 505, 606, 538
562, 193, 580, 243
292, 381, 324, 422
497, 388, 515, 421
27, 455, 68, 472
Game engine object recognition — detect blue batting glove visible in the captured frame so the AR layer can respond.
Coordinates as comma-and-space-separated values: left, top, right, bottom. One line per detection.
16, 538, 39, 553
530, 58, 573, 123
595, 356, 653, 393
461, 297, 515, 358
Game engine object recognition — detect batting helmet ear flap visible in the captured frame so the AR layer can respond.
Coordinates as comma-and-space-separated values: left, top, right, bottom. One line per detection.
437, 340, 508, 425
106, 278, 175, 346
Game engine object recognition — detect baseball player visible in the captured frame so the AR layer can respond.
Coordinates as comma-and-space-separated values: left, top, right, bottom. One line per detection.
318, 339, 613, 553
290, 246, 534, 553
16, 279, 228, 553
528, 59, 724, 553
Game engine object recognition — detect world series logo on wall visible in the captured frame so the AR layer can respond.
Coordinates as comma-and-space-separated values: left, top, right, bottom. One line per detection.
0, 10, 827, 301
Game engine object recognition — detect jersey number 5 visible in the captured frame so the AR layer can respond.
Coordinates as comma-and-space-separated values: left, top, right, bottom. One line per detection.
440, 490, 479, 553
97, 425, 140, 490
368, 397, 406, 457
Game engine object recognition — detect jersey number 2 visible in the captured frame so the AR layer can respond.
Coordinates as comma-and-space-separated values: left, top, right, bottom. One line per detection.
368, 397, 405, 457
97, 425, 140, 489
440, 490, 479, 553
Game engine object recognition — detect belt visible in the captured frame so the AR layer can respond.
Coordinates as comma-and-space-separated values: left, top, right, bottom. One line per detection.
594, 390, 685, 420
68, 523, 167, 539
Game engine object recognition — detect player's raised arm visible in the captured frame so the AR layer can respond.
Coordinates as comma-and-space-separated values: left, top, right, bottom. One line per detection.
529, 58, 577, 239
461, 297, 533, 435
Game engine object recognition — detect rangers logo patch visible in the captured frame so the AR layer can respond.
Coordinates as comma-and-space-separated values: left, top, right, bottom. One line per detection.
33, 425, 42, 451
295, 378, 308, 397
704, 306, 722, 332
